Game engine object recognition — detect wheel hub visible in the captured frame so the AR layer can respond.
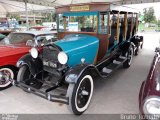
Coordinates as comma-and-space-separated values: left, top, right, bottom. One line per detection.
81, 90, 89, 96
76, 78, 91, 108
0, 71, 10, 85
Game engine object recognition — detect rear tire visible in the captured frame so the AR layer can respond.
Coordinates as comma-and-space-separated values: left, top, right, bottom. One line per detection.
66, 72, 94, 115
17, 66, 43, 90
135, 48, 139, 56
141, 43, 143, 49
123, 46, 133, 68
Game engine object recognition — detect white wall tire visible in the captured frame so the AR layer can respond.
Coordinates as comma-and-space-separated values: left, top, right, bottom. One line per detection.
67, 73, 94, 115
0, 68, 14, 88
123, 46, 133, 68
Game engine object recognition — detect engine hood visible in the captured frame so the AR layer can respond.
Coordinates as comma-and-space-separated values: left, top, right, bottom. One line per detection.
55, 34, 98, 52
54, 34, 99, 67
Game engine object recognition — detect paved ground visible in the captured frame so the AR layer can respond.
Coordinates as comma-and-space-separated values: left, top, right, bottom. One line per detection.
0, 32, 159, 114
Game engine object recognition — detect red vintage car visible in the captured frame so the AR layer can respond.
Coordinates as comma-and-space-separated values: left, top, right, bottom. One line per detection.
0, 31, 57, 89
139, 47, 160, 119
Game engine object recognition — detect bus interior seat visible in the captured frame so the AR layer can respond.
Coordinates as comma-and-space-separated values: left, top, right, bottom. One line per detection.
81, 27, 94, 32
119, 26, 125, 43
109, 26, 117, 49
126, 24, 131, 40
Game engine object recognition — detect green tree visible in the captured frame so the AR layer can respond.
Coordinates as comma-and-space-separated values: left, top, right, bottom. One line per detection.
157, 20, 160, 27
143, 7, 156, 23
42, 12, 56, 22
6, 13, 20, 21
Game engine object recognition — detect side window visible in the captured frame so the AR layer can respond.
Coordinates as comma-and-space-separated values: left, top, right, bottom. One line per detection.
99, 13, 108, 34
119, 14, 125, 43
108, 13, 119, 49
8, 33, 34, 44
36, 36, 47, 45
132, 14, 137, 36
37, 35, 57, 45
126, 14, 133, 40
58, 14, 64, 32
45, 35, 57, 42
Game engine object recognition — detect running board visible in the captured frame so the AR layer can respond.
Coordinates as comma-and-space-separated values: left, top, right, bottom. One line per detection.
15, 82, 69, 104
101, 56, 127, 77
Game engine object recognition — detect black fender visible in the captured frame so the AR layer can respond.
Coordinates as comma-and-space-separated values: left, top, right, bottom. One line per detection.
131, 36, 144, 46
16, 54, 43, 76
65, 64, 100, 84
120, 41, 131, 55
139, 36, 143, 42
131, 36, 139, 45
131, 36, 144, 51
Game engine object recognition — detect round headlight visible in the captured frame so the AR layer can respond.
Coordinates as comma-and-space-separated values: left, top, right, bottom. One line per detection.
30, 48, 38, 59
143, 97, 160, 115
58, 52, 68, 65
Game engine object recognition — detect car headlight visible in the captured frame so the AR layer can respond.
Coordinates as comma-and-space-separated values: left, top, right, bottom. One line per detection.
58, 52, 68, 65
143, 96, 160, 115
30, 48, 38, 59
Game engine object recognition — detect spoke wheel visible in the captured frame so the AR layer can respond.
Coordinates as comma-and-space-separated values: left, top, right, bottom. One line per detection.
0, 68, 14, 89
67, 73, 94, 115
76, 77, 92, 109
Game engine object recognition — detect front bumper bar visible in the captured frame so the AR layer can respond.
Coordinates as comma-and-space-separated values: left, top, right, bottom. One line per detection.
15, 81, 69, 105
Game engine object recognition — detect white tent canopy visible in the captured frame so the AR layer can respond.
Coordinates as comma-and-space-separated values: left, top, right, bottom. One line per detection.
0, 0, 54, 14
8, 0, 160, 7
1, 0, 159, 14
2, 0, 160, 29
0, 0, 54, 29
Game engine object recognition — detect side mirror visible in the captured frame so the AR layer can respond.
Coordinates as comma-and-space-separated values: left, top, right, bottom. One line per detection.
155, 47, 160, 53
26, 40, 34, 47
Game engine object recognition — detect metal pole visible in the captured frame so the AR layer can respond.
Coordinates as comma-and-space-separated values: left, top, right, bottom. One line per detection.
25, 0, 29, 30
33, 14, 36, 25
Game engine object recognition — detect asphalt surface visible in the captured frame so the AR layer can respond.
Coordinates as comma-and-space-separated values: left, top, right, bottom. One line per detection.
0, 32, 159, 114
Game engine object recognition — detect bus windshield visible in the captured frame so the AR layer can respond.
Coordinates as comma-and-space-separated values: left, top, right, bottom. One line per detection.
58, 12, 98, 33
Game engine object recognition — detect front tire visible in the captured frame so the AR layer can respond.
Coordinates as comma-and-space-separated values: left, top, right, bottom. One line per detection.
0, 67, 15, 90
67, 73, 94, 115
17, 66, 42, 90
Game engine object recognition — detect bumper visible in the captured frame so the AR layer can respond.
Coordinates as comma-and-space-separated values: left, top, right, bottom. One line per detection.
14, 80, 69, 105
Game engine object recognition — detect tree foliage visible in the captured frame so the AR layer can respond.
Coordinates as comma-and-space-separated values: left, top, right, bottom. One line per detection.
157, 20, 160, 27
143, 7, 156, 23
6, 13, 20, 21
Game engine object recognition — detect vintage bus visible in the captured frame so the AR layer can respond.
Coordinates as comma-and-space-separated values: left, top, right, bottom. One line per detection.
16, 2, 143, 115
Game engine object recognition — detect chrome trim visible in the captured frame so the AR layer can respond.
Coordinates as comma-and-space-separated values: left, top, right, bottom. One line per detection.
155, 73, 160, 91
0, 72, 4, 80
156, 83, 160, 91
